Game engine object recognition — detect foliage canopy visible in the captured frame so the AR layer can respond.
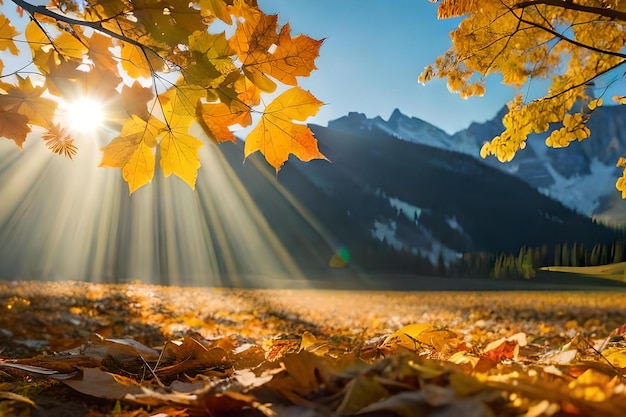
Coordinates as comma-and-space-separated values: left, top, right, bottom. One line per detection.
0, 0, 324, 193
422, 0, 626, 196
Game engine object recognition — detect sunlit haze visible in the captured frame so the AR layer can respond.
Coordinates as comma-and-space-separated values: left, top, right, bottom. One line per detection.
61, 97, 106, 132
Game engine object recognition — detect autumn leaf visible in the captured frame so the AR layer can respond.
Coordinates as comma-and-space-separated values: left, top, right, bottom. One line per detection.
0, 14, 19, 55
86, 31, 117, 71
42, 123, 78, 159
100, 115, 166, 193
200, 0, 232, 25
121, 43, 156, 79
54, 31, 88, 60
257, 23, 323, 86
335, 375, 389, 415
24, 20, 48, 58
63, 367, 145, 400
0, 108, 30, 147
0, 76, 57, 128
197, 101, 251, 143
160, 113, 203, 189
245, 87, 325, 170
115, 81, 154, 122
230, 12, 278, 66
37, 54, 83, 97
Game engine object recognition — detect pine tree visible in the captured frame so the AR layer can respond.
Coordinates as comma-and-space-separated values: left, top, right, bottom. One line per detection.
590, 244, 601, 266
554, 243, 562, 266
570, 243, 579, 267
613, 240, 624, 264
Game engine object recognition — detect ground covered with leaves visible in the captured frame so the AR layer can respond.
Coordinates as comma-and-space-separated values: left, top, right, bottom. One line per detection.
1, 281, 626, 416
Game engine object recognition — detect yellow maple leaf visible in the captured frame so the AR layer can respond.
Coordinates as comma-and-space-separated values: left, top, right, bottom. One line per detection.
100, 115, 166, 193
0, 14, 19, 55
200, 0, 232, 24
24, 21, 49, 58
160, 117, 203, 189
244, 87, 325, 171
54, 31, 87, 60
120, 43, 161, 79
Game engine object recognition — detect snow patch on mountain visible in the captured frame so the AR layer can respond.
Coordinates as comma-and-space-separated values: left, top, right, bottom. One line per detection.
446, 216, 464, 234
389, 197, 422, 223
539, 158, 618, 216
372, 220, 403, 250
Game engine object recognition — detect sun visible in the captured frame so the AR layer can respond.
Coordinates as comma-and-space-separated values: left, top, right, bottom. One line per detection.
62, 97, 105, 132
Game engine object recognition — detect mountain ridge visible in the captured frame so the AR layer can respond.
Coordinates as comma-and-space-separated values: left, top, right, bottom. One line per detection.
327, 105, 626, 224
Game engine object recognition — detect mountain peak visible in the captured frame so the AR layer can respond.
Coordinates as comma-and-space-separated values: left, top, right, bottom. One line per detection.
388, 108, 405, 122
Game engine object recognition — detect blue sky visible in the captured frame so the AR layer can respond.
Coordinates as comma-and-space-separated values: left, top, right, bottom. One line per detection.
257, 0, 518, 134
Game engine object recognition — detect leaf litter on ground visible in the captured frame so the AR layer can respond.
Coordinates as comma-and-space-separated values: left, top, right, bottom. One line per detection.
0, 281, 626, 416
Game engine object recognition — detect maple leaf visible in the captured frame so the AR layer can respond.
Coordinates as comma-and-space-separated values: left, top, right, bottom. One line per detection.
54, 31, 88, 60
121, 43, 161, 79
42, 123, 78, 159
100, 115, 166, 193
160, 113, 203, 189
0, 14, 19, 55
244, 87, 325, 170
197, 101, 252, 143
0, 76, 57, 128
86, 31, 118, 71
24, 20, 50, 58
199, 0, 232, 25
131, 0, 207, 46
114, 81, 154, 122
257, 23, 323, 86
0, 108, 30, 147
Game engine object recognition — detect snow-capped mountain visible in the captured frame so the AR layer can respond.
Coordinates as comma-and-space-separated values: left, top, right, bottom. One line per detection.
329, 106, 626, 225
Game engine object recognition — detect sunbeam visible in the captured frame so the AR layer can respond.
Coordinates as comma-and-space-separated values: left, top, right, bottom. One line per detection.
0, 128, 351, 288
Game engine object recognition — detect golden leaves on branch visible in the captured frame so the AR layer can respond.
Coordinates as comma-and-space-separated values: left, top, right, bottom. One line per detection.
0, 0, 323, 193
616, 157, 626, 198
424, 0, 626, 197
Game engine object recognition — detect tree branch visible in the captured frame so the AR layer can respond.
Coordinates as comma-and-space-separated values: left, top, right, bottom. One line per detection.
10, 0, 154, 54
513, 0, 626, 22
512, 13, 626, 59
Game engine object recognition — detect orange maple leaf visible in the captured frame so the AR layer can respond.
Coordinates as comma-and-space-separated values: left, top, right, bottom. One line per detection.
0, 109, 30, 148
197, 102, 252, 143
244, 87, 325, 171
258, 23, 323, 86
230, 13, 321, 88
0, 76, 57, 128
86, 32, 118, 71
42, 124, 78, 159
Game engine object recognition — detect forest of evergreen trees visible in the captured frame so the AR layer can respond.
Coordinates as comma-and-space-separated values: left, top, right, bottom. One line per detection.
350, 237, 626, 280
